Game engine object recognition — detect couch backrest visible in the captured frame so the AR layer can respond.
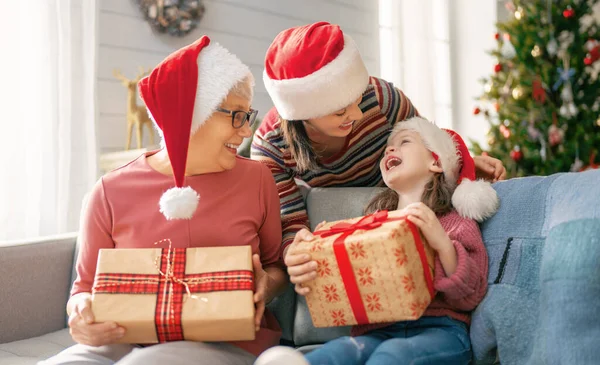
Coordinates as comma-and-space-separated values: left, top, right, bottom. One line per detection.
0, 234, 78, 343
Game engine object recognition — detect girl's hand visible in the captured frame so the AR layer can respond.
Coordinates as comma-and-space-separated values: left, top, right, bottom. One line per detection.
474, 155, 507, 182
284, 228, 320, 296
68, 295, 125, 346
402, 202, 452, 253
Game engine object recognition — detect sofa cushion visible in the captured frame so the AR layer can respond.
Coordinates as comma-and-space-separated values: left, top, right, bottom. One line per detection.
0, 235, 77, 344
471, 169, 600, 365
0, 329, 73, 365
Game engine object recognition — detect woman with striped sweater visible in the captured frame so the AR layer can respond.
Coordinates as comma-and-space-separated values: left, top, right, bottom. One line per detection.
250, 21, 506, 267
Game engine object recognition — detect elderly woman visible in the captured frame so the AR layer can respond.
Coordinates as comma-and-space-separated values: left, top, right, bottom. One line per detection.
40, 36, 287, 365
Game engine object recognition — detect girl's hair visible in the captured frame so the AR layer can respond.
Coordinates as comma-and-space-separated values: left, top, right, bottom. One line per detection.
364, 172, 454, 216
281, 118, 320, 173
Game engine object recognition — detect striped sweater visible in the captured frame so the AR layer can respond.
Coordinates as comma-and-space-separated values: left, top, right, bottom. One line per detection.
251, 76, 419, 253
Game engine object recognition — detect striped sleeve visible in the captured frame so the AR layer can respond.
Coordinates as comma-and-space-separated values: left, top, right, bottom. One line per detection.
251, 112, 309, 257
372, 77, 419, 126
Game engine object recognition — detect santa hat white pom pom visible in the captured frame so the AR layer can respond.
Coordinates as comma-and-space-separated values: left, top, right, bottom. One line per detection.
452, 179, 500, 222
159, 186, 200, 220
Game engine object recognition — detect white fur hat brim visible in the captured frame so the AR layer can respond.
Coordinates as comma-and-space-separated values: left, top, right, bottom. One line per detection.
263, 34, 369, 121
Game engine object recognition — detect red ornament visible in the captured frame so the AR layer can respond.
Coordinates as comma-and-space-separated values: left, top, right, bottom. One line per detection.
563, 7, 575, 18
494, 63, 503, 73
548, 124, 564, 146
590, 45, 600, 62
584, 56, 593, 65
510, 147, 523, 162
494, 102, 500, 112
473, 107, 481, 115
500, 124, 511, 138
494, 33, 500, 40
580, 152, 600, 171
532, 77, 546, 104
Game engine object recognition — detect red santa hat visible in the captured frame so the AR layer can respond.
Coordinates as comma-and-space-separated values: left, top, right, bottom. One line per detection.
138, 36, 253, 220
263, 21, 369, 121
391, 117, 500, 221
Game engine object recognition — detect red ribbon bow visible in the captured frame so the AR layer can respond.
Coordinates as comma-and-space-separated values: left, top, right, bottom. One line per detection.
315, 210, 390, 238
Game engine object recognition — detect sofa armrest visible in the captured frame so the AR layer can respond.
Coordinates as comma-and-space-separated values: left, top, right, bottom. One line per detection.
0, 233, 77, 344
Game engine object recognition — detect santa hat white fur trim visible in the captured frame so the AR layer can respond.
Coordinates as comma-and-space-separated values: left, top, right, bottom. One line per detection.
391, 117, 499, 222
192, 42, 254, 133
263, 34, 369, 121
452, 179, 499, 222
393, 118, 460, 188
159, 186, 200, 220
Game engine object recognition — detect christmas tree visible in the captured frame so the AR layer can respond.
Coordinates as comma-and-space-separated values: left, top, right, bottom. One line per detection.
471, 0, 600, 177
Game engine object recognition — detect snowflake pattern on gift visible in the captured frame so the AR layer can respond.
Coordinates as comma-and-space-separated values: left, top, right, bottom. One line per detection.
410, 298, 429, 317
357, 267, 375, 286
323, 284, 340, 303
394, 247, 407, 267
310, 241, 324, 253
317, 260, 332, 278
331, 310, 347, 326
349, 242, 367, 260
365, 293, 383, 312
402, 275, 416, 293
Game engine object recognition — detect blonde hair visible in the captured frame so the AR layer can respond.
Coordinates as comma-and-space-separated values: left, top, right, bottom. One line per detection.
229, 74, 254, 102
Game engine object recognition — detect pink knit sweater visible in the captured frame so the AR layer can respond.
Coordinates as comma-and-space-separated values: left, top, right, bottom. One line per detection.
352, 210, 489, 336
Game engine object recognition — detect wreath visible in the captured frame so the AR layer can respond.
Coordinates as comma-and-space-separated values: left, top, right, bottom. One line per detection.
137, 0, 205, 37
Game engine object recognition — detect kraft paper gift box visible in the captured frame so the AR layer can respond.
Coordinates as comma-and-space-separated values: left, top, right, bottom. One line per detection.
91, 241, 256, 343
289, 210, 436, 327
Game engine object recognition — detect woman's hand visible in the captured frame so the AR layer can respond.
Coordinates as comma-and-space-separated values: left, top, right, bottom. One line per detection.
284, 227, 324, 296
252, 254, 270, 332
67, 294, 125, 346
474, 155, 507, 182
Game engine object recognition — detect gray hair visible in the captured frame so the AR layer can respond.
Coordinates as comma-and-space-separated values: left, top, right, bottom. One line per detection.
229, 74, 254, 102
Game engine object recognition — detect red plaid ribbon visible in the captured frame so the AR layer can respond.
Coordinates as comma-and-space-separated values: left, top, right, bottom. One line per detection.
92, 240, 253, 342
314, 211, 435, 325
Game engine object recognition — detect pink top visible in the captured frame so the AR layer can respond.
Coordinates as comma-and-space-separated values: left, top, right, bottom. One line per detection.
352, 210, 489, 336
72, 151, 283, 356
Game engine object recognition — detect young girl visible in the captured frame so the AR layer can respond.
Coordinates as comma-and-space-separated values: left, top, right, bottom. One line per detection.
255, 116, 499, 365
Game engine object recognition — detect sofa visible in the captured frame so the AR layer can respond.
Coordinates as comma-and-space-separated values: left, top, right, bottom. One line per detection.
1, 169, 599, 365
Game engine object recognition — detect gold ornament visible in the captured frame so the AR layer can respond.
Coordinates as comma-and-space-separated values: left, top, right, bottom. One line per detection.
515, 7, 524, 20
531, 45, 542, 57
596, 117, 600, 127
488, 136, 496, 145
484, 81, 493, 93
512, 86, 524, 100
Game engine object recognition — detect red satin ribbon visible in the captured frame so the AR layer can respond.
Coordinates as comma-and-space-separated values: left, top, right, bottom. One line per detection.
314, 210, 435, 325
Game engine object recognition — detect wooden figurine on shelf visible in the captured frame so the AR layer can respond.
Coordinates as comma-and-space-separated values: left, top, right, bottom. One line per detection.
113, 67, 155, 150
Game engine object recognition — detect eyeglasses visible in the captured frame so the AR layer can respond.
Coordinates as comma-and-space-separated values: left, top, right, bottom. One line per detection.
215, 107, 259, 129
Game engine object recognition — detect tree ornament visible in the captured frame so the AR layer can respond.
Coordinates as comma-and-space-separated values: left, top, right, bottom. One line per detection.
539, 136, 547, 162
494, 32, 501, 40
512, 85, 524, 100
484, 81, 493, 93
528, 123, 541, 140
510, 146, 523, 162
531, 45, 542, 57
502, 34, 517, 59
580, 152, 600, 171
500, 124, 511, 138
548, 113, 565, 146
494, 102, 500, 112
494, 63, 503, 73
584, 56, 593, 65
515, 7, 524, 20
559, 84, 578, 118
563, 6, 575, 19
532, 77, 546, 103
596, 117, 600, 127
547, 38, 558, 57
571, 143, 584, 172
473, 107, 481, 115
